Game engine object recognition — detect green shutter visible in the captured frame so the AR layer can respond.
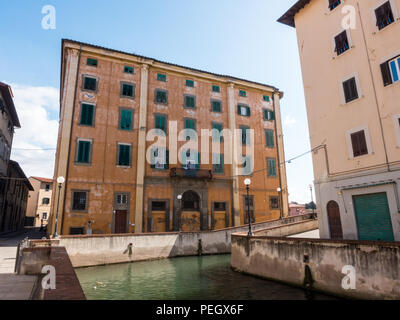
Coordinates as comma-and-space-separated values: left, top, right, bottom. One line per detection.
263, 95, 270, 102
124, 66, 134, 74
185, 96, 195, 108
77, 141, 91, 163
267, 158, 277, 177
266, 130, 274, 148
157, 73, 166, 82
87, 58, 98, 67
269, 111, 275, 120
212, 85, 220, 93
237, 105, 241, 115
119, 145, 130, 166
212, 123, 223, 142
155, 115, 166, 132
246, 106, 251, 116
196, 152, 200, 170
185, 119, 195, 130
212, 101, 221, 112
120, 109, 132, 130
186, 80, 194, 87
80, 104, 94, 126
165, 149, 170, 169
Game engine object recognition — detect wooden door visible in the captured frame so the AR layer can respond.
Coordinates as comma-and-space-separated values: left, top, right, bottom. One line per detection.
327, 201, 343, 239
115, 210, 127, 234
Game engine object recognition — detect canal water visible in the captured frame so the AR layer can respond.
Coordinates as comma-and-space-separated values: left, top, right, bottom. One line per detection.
76, 254, 335, 300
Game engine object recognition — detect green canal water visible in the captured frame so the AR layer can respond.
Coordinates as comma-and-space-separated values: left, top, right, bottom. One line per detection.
76, 254, 335, 300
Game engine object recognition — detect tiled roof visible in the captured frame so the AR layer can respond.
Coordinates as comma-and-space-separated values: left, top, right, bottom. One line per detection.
31, 176, 54, 184
62, 39, 282, 93
277, 0, 312, 27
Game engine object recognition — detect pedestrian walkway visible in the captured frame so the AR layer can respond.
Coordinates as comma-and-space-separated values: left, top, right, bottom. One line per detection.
0, 274, 37, 300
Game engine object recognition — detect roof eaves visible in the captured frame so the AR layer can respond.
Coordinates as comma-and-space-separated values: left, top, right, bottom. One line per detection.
277, 0, 312, 28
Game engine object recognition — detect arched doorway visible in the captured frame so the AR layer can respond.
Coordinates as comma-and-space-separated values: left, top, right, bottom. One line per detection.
180, 191, 201, 232
327, 201, 343, 239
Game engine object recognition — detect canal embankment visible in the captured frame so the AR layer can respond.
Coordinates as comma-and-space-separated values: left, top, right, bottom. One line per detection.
231, 234, 400, 300
28, 214, 317, 268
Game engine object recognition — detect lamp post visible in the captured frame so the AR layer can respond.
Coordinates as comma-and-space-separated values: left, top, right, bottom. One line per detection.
244, 179, 253, 237
177, 194, 182, 232
53, 176, 65, 238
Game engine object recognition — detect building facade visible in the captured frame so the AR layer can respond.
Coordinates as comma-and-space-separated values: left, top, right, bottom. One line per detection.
0, 82, 21, 231
279, 0, 400, 241
1, 160, 33, 232
49, 39, 289, 236
26, 177, 53, 227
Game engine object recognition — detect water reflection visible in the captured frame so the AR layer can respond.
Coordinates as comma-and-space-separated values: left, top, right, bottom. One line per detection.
76, 255, 336, 300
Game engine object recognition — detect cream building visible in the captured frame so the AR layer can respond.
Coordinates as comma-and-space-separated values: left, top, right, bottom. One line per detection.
279, 0, 400, 241
26, 177, 53, 227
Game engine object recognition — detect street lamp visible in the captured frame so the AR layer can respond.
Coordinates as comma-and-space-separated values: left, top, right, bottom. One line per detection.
53, 176, 65, 238
309, 184, 315, 218
177, 194, 182, 232
244, 179, 253, 237
277, 187, 282, 219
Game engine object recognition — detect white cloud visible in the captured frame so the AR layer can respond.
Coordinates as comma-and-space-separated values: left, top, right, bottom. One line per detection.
9, 83, 59, 179
284, 115, 297, 128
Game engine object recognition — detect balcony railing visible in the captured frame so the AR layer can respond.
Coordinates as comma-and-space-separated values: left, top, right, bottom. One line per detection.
170, 168, 213, 180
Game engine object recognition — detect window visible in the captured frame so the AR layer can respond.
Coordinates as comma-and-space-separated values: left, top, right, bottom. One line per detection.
240, 126, 250, 145
182, 149, 200, 170
152, 201, 167, 211
119, 109, 133, 131
212, 123, 223, 142
150, 147, 169, 170
343, 77, 359, 103
267, 158, 277, 177
42, 212, 48, 220
69, 227, 84, 235
124, 66, 134, 74
116, 194, 128, 205
186, 80, 194, 87
45, 184, 50, 192
375, 1, 394, 30
185, 118, 196, 130
184, 95, 196, 109
121, 83, 135, 98
155, 90, 168, 104
214, 202, 226, 211
213, 154, 224, 174
182, 191, 200, 211
211, 100, 222, 113
241, 155, 252, 176
334, 31, 350, 56
212, 85, 220, 93
328, 0, 341, 11
237, 104, 251, 117
381, 56, 400, 86
239, 90, 247, 97
42, 198, 50, 205
270, 196, 280, 209
80, 103, 95, 126
263, 95, 270, 102
157, 73, 166, 82
83, 76, 97, 91
265, 129, 275, 148
155, 114, 167, 133
76, 140, 92, 164
87, 58, 98, 67
72, 191, 88, 211
117, 143, 131, 166
264, 109, 275, 121
351, 130, 368, 157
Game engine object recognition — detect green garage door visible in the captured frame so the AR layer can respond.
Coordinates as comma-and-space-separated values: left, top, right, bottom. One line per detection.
353, 193, 394, 241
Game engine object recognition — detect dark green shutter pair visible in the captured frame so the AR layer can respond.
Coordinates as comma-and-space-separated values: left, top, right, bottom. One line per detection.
80, 104, 94, 126
239, 90, 247, 97
264, 109, 275, 121
185, 119, 196, 130
241, 127, 250, 145
267, 158, 277, 177
157, 74, 166, 82
213, 154, 224, 173
87, 58, 98, 67
77, 141, 91, 163
156, 90, 167, 104
120, 109, 133, 130
83, 77, 97, 91
237, 105, 250, 116
122, 84, 134, 97
155, 115, 167, 132
186, 80, 194, 87
185, 96, 196, 108
212, 85, 220, 93
265, 130, 275, 148
212, 100, 221, 112
124, 66, 134, 74
118, 144, 131, 166
150, 148, 169, 169
212, 123, 223, 142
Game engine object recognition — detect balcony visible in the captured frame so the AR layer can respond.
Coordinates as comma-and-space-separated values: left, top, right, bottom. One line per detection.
170, 167, 213, 180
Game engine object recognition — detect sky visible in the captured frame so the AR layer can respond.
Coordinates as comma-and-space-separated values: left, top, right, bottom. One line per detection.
0, 0, 315, 203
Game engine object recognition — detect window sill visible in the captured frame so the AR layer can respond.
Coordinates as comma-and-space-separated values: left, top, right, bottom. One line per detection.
117, 165, 132, 169
120, 96, 135, 100
341, 94, 364, 106
332, 46, 355, 60
372, 18, 400, 35
74, 162, 92, 166
348, 152, 373, 160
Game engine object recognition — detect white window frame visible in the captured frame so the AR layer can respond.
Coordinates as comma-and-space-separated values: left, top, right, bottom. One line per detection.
371, 0, 399, 33
389, 56, 400, 83
346, 125, 373, 159
339, 72, 362, 105
393, 114, 400, 148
